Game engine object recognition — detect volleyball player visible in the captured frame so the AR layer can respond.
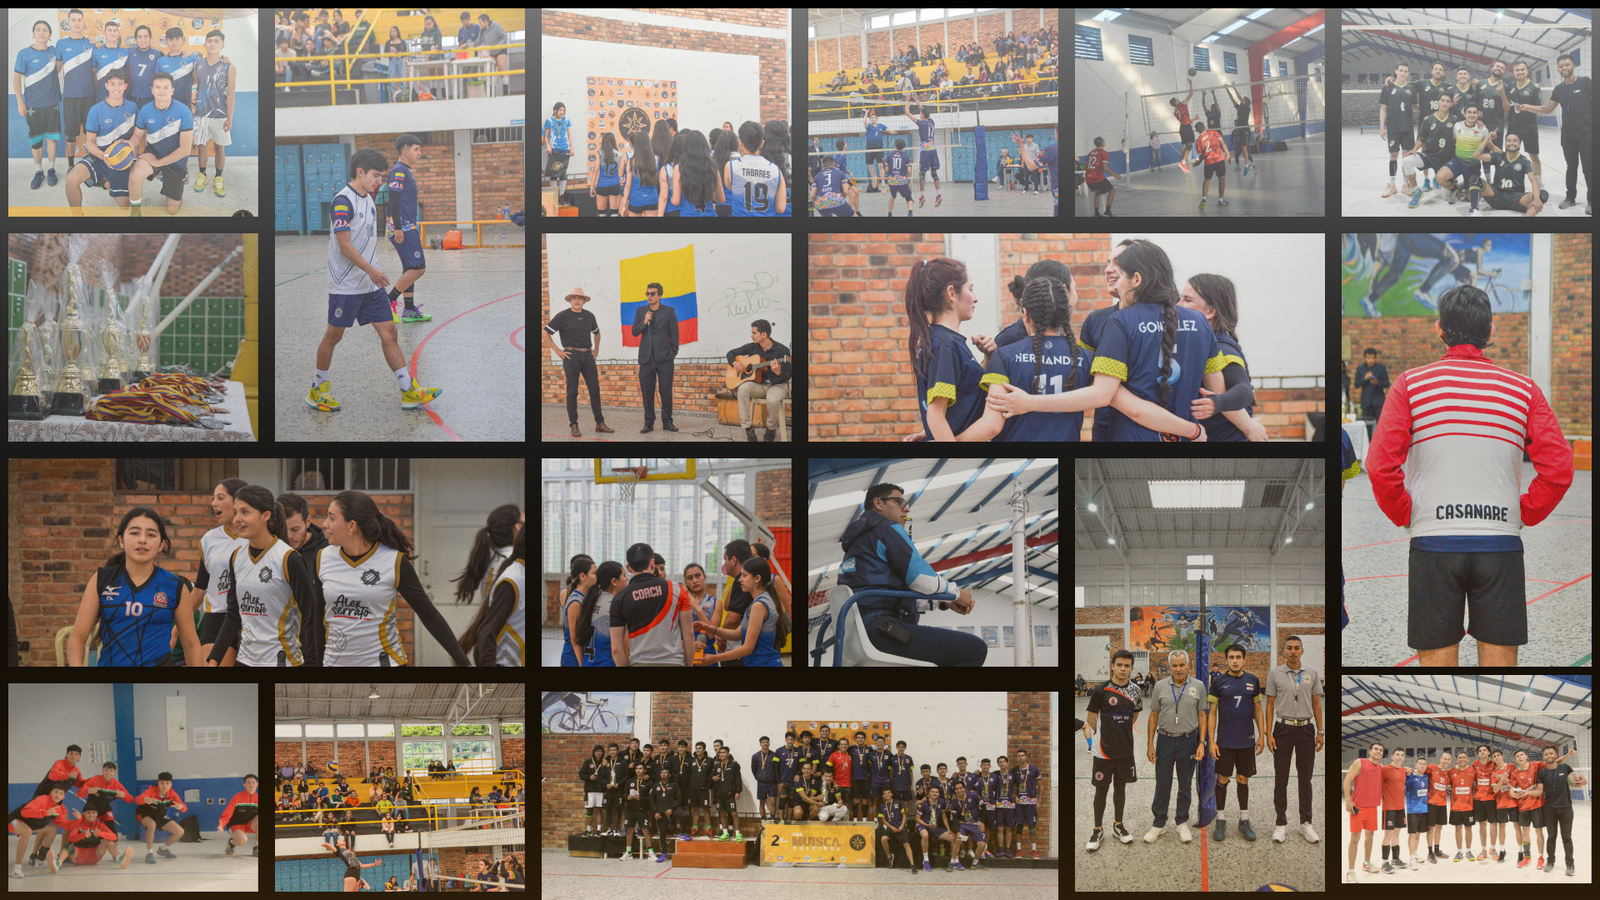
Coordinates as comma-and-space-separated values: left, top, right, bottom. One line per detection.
10, 787, 68, 878
1170, 78, 1196, 172
1209, 646, 1265, 843
881, 138, 915, 215
206, 485, 320, 668
691, 556, 786, 665
809, 155, 858, 216
1181, 274, 1267, 441
1224, 82, 1253, 175
383, 134, 431, 323
463, 529, 525, 667
219, 774, 259, 857
725, 121, 786, 216
309, 147, 441, 413
904, 101, 942, 207
878, 786, 916, 872
1194, 125, 1231, 208
1378, 63, 1417, 198
1471, 131, 1546, 216
963, 276, 1083, 442
180, 478, 249, 667
66, 506, 193, 666
320, 836, 380, 891
312, 490, 470, 667
134, 772, 188, 863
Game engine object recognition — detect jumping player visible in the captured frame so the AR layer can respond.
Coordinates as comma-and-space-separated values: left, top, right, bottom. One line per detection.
905, 101, 942, 207
219, 774, 259, 857
383, 133, 431, 324
309, 146, 442, 412
1170, 78, 1196, 172
320, 836, 380, 891
1224, 82, 1254, 175
134, 772, 189, 863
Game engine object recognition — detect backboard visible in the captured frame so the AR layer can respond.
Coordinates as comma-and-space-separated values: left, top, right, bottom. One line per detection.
595, 458, 696, 483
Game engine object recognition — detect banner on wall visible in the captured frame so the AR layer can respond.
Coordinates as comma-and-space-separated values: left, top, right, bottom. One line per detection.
762, 821, 877, 867
787, 721, 893, 747
541, 692, 633, 733
585, 76, 679, 184
1340, 232, 1531, 316
1130, 606, 1268, 656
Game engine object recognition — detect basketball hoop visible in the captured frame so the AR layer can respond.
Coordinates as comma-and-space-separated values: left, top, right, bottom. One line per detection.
613, 466, 648, 503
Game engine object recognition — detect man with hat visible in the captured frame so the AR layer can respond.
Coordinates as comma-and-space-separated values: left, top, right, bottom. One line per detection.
543, 287, 614, 437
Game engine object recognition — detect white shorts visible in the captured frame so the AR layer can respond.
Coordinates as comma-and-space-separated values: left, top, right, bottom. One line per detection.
818, 804, 848, 821
194, 115, 232, 147
586, 792, 605, 808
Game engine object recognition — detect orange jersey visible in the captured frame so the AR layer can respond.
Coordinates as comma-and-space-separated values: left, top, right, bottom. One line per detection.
1511, 761, 1545, 811
1196, 130, 1228, 165
1447, 766, 1475, 811
1425, 763, 1449, 806
1173, 100, 1191, 126
1471, 759, 1497, 801
1380, 764, 1408, 811
1493, 764, 1518, 809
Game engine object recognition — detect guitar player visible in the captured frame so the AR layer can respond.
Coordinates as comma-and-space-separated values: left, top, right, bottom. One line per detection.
725, 319, 793, 442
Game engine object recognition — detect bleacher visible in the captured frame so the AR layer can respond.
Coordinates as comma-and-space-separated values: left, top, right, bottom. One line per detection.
807, 46, 1059, 102
273, 764, 524, 835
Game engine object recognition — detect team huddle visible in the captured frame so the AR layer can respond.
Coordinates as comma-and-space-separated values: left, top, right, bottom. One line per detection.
8, 744, 259, 879
575, 728, 1045, 870
1341, 742, 1585, 883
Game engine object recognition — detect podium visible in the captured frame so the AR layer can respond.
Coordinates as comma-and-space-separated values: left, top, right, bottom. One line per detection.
672, 834, 755, 869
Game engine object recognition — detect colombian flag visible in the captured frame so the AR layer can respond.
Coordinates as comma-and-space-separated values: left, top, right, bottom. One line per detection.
618, 245, 699, 348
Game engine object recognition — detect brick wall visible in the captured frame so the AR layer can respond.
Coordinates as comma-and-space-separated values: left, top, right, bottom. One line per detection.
1004, 691, 1053, 854
542, 728, 634, 848
541, 9, 789, 125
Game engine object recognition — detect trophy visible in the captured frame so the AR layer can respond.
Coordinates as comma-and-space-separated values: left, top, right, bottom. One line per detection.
130, 272, 157, 380
52, 239, 91, 416
8, 282, 52, 419
97, 260, 125, 393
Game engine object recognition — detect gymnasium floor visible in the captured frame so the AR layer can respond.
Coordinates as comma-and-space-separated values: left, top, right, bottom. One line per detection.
1073, 691, 1327, 892
272, 237, 526, 442
5, 835, 258, 891
1336, 798, 1591, 885
1340, 125, 1592, 217
1341, 459, 1592, 667
1074, 132, 1325, 217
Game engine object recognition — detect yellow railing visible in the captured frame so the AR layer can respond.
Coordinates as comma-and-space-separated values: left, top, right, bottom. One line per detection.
277, 41, 524, 105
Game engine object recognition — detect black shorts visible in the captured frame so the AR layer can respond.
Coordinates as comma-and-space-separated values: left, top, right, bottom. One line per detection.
1408, 548, 1527, 649
1387, 128, 1415, 154
1091, 755, 1137, 786
1384, 809, 1406, 829
1088, 178, 1113, 195
1448, 808, 1473, 826
1485, 188, 1539, 212
1407, 812, 1430, 833
866, 149, 883, 165
1474, 798, 1496, 820
63, 95, 95, 141
1231, 127, 1250, 150
1179, 123, 1194, 144
1427, 805, 1448, 828
1215, 745, 1257, 778
1516, 807, 1542, 828
1493, 806, 1515, 823
26, 105, 61, 143
1204, 160, 1227, 179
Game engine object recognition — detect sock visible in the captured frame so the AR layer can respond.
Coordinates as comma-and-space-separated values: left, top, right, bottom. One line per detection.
396, 368, 412, 391
200, 166, 208, 176
1216, 781, 1227, 811
403, 292, 416, 311
36, 161, 43, 172
1238, 782, 1248, 812
1389, 160, 1398, 183
131, 199, 141, 208
388, 287, 401, 304
313, 369, 329, 389
1381, 845, 1389, 860
215, 166, 223, 177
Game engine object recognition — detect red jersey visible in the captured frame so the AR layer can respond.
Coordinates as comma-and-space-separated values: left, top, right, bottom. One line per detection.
219, 789, 260, 829
20, 794, 68, 824
1510, 761, 1545, 811
1351, 758, 1382, 807
1447, 766, 1475, 811
1472, 759, 1497, 801
1426, 763, 1449, 806
1493, 764, 1518, 809
66, 815, 116, 844
1173, 100, 1191, 126
1196, 130, 1228, 165
1380, 764, 1408, 811
134, 784, 189, 813
77, 774, 133, 803
828, 749, 853, 784
1085, 148, 1111, 183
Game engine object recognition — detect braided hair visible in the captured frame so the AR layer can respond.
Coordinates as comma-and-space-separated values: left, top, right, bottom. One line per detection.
1007, 260, 1076, 392
1115, 241, 1182, 411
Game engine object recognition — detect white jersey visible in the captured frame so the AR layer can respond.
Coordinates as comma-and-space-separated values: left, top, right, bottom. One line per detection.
230, 539, 308, 667
481, 544, 514, 602
198, 524, 249, 615
492, 558, 526, 667
316, 542, 409, 667
327, 184, 379, 294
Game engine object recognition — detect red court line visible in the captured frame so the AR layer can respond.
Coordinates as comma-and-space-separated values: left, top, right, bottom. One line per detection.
407, 291, 523, 440
1391, 572, 1593, 666
511, 326, 525, 351
544, 872, 1055, 887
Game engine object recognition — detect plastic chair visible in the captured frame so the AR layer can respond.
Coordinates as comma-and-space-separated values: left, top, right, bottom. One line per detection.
813, 588, 954, 667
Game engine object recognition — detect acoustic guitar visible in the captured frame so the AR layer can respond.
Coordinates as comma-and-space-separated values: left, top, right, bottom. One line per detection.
725, 354, 792, 390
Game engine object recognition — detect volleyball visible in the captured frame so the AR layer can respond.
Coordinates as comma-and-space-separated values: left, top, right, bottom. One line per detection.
104, 140, 136, 171
1188, 67, 1198, 77
326, 761, 340, 774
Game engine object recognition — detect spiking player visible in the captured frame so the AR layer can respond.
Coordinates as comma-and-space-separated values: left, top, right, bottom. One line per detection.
382, 133, 432, 324
1170, 77, 1196, 173
904, 100, 942, 208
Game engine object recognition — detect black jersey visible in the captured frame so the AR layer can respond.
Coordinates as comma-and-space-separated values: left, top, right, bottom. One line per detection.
1551, 76, 1591, 133
1477, 80, 1507, 129
1487, 151, 1536, 193
1380, 81, 1417, 131
1086, 680, 1143, 760
1418, 113, 1459, 160
1234, 98, 1250, 127
1502, 80, 1541, 138
1419, 78, 1447, 116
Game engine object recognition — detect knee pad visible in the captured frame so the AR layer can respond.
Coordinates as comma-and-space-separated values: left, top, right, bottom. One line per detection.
1401, 155, 1420, 177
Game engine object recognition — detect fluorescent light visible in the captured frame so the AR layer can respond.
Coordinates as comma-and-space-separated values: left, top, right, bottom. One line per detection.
1148, 480, 1246, 508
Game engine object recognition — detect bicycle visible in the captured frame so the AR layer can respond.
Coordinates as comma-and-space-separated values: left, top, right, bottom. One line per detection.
551, 694, 619, 733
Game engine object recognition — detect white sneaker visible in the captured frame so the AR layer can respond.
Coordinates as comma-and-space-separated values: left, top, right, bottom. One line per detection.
1177, 823, 1193, 843
1273, 825, 1288, 843
1143, 825, 1168, 843
1346, 871, 1359, 884
1299, 823, 1320, 843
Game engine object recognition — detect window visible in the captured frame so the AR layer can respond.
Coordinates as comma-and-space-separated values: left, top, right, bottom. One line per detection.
114, 458, 238, 492
1075, 24, 1103, 61
1129, 35, 1154, 67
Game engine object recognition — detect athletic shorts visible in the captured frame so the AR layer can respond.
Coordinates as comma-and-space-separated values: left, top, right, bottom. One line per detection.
1215, 745, 1258, 778
1349, 806, 1378, 832
1179, 123, 1195, 144
756, 782, 778, 801
1204, 160, 1226, 179
194, 115, 231, 147
199, 611, 228, 645
136, 804, 173, 827
1408, 548, 1527, 649
63, 95, 94, 140
1516, 808, 1542, 828
1407, 812, 1430, 834
1088, 178, 1113, 195
142, 161, 189, 202
1475, 798, 1496, 820
74, 155, 129, 198
585, 792, 605, 808
1427, 804, 1448, 828
328, 288, 392, 327
889, 183, 912, 201
26, 105, 62, 145
918, 149, 939, 171
1384, 809, 1406, 830
1092, 755, 1137, 785
1493, 806, 1514, 823
1485, 188, 1540, 212
1386, 128, 1415, 154
1449, 808, 1474, 826
391, 228, 426, 270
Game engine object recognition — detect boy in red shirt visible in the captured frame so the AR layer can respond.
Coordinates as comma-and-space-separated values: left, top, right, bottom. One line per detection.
1470, 745, 1498, 860
1423, 751, 1451, 861
1379, 748, 1410, 872
10, 787, 69, 878
1489, 750, 1518, 862
1446, 755, 1477, 860
12, 744, 87, 866
219, 774, 260, 858
134, 772, 189, 863
54, 809, 133, 869
827, 735, 854, 822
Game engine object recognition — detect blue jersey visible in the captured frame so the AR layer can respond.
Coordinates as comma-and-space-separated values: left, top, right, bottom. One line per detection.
56, 37, 97, 98
915, 117, 936, 150
1207, 671, 1264, 748
385, 160, 419, 230
865, 121, 887, 147
96, 565, 192, 667
92, 45, 130, 103
1089, 302, 1225, 441
125, 46, 163, 97
155, 52, 202, 107
1075, 304, 1120, 441
1197, 331, 1254, 442
14, 45, 61, 108
585, 592, 616, 667
560, 591, 585, 667
740, 592, 782, 666
981, 334, 1086, 441
883, 150, 912, 184
812, 167, 849, 209
136, 99, 194, 161
593, 153, 621, 188
192, 57, 231, 118
914, 323, 986, 440
84, 98, 139, 151
543, 115, 571, 152
1404, 771, 1430, 814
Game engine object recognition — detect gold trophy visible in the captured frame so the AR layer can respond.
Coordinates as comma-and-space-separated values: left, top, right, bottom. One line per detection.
52, 266, 87, 416
98, 315, 125, 393
8, 321, 46, 419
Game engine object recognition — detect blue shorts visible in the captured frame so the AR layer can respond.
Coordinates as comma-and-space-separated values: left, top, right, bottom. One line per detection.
75, 155, 129, 198
392, 228, 426, 270
328, 288, 392, 327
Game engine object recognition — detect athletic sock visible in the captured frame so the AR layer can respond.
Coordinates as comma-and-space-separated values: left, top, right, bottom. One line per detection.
388, 287, 401, 304
1216, 781, 1227, 811
1237, 782, 1247, 811
396, 368, 412, 392
403, 292, 416, 311
313, 369, 329, 389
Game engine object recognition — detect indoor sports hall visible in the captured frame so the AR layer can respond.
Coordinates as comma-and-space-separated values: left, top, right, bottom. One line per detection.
806, 458, 1059, 667
1340, 8, 1591, 217
807, 8, 1060, 219
541, 691, 1058, 900
1338, 674, 1592, 885
1073, 8, 1326, 217
1074, 458, 1327, 892
541, 458, 794, 667
6, 456, 526, 668
6, 682, 259, 891
272, 683, 526, 891
1340, 232, 1592, 667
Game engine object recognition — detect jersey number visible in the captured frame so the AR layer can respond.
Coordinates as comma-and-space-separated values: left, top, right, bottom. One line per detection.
1500, 177, 1514, 189
743, 181, 772, 213
1437, 137, 1447, 149
124, 600, 145, 617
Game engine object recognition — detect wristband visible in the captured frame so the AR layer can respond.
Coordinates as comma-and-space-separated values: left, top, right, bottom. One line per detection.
1191, 422, 1202, 440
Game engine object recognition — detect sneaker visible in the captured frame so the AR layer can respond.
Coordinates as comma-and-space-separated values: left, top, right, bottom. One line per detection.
1298, 823, 1319, 844
1363, 862, 1379, 874
1176, 823, 1192, 843
1476, 849, 1487, 861
1381, 860, 1392, 874
1178, 160, 1190, 174
1567, 861, 1576, 876
1408, 188, 1423, 208
400, 303, 432, 323
10, 864, 20, 879
1238, 820, 1256, 841
1394, 855, 1407, 868
121, 848, 134, 869
1111, 823, 1132, 844
1086, 827, 1103, 851
1453, 851, 1463, 862
1538, 856, 1544, 868
400, 384, 442, 409
47, 168, 58, 186
30, 170, 44, 190
1272, 825, 1288, 843
1213, 819, 1227, 842
214, 175, 226, 197
194, 172, 208, 192
1346, 871, 1359, 884
306, 381, 341, 411
1143, 825, 1168, 843
1381, 183, 1398, 198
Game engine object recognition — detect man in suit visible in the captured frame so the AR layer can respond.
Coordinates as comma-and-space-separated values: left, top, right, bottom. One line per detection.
633, 282, 678, 432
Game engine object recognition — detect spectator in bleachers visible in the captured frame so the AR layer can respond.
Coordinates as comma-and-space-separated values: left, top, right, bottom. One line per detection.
475, 13, 510, 96
330, 9, 352, 46
457, 12, 480, 49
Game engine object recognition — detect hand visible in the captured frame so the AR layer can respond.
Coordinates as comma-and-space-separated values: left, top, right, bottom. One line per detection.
556, 349, 570, 361
1210, 741, 1220, 759
1245, 418, 1267, 442
902, 430, 925, 442
1345, 799, 1355, 814
1194, 743, 1205, 762
985, 381, 1037, 417
1267, 732, 1277, 753
367, 268, 391, 289
1379, 127, 1387, 141
1255, 736, 1264, 755
972, 333, 997, 354
17, 101, 26, 117
1191, 422, 1207, 441
1147, 747, 1156, 764
1315, 732, 1324, 752
139, 152, 160, 168
644, 311, 653, 324
770, 359, 782, 374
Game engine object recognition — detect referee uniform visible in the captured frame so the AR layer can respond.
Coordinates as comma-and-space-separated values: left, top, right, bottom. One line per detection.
1147, 673, 1207, 836
1266, 662, 1323, 833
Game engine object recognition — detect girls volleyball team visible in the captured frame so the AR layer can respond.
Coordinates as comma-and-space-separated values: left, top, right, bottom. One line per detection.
902, 241, 1265, 442
56, 479, 525, 666
543, 101, 794, 217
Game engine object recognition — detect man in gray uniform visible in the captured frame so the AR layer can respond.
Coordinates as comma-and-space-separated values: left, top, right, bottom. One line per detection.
1264, 635, 1323, 844
1143, 649, 1208, 844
